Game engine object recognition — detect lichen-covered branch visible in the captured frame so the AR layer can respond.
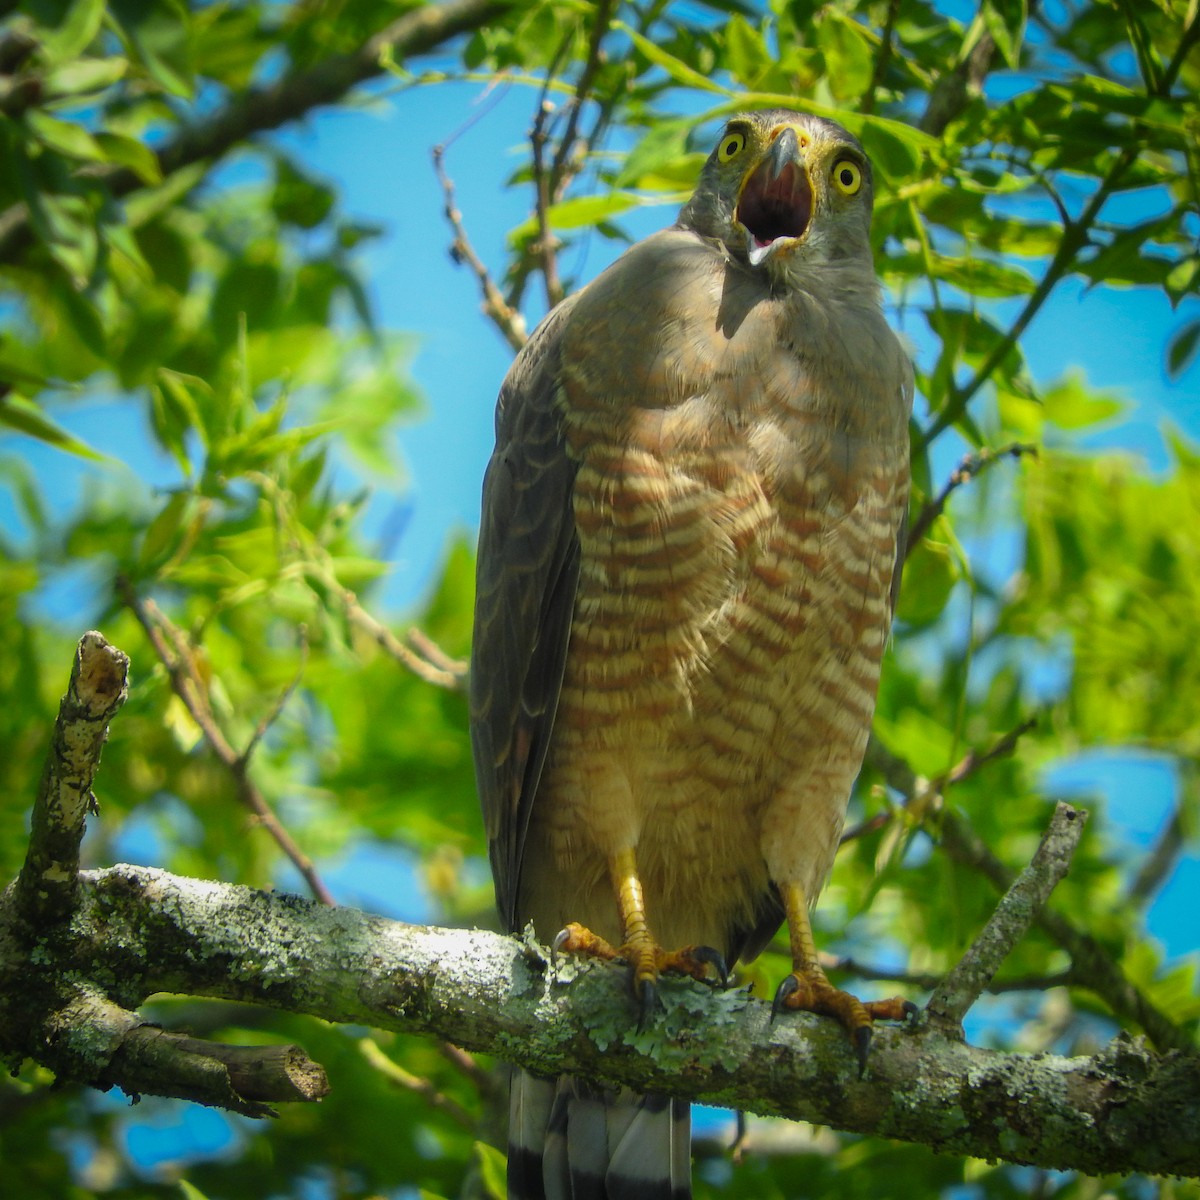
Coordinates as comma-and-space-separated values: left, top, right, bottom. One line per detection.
927, 802, 1086, 1032
15, 631, 129, 924
0, 864, 1196, 1177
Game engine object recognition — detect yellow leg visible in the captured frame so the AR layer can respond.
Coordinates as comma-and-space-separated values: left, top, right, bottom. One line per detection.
553, 847, 726, 1020
774, 880, 914, 1074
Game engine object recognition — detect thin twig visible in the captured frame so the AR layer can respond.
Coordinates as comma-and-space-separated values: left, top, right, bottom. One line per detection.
0, 0, 515, 267
860, 0, 901, 116
118, 580, 335, 907
860, 731, 1192, 1052
242, 625, 309, 766
1130, 805, 1186, 907
905, 442, 1037, 557
359, 1037, 477, 1131
920, 5, 1197, 448
927, 802, 1088, 1031
548, 0, 615, 196
843, 717, 1037, 844
530, 94, 565, 308
439, 1041, 502, 1103
943, 715, 1038, 788
819, 952, 1078, 995
333, 582, 467, 690
432, 142, 527, 352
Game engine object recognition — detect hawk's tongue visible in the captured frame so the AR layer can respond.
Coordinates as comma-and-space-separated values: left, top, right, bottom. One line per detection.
737, 150, 813, 263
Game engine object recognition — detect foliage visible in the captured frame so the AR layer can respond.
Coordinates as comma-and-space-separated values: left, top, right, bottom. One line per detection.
0, 0, 1197, 1198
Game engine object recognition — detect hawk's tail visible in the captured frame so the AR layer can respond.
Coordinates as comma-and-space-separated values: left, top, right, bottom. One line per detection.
508, 1069, 692, 1199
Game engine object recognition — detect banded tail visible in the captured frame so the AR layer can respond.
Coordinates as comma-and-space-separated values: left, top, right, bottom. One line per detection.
508, 1069, 691, 1199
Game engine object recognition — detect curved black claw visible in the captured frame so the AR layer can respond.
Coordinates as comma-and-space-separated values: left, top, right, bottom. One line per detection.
693, 945, 730, 986
901, 999, 920, 1023
637, 977, 660, 1031
770, 973, 800, 1023
551, 927, 572, 967
854, 1024, 873, 1078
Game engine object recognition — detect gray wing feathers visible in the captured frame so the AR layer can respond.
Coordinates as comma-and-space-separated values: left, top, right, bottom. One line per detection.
470, 299, 582, 933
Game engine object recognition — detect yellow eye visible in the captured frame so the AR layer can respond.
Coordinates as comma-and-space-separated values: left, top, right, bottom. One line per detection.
717, 130, 746, 162
832, 158, 863, 195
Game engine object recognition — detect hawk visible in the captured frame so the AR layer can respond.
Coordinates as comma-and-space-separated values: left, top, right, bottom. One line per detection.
470, 109, 913, 1200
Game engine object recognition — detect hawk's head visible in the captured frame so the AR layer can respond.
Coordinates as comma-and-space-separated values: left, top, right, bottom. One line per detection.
680, 109, 875, 277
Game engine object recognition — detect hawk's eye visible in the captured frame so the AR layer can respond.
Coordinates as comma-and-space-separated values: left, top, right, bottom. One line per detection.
832, 159, 863, 195
717, 130, 747, 162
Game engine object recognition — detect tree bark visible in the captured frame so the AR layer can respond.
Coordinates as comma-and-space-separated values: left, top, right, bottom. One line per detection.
1, 863, 1196, 1179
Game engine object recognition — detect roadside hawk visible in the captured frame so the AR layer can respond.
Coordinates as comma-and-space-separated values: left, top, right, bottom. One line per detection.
470, 109, 913, 1200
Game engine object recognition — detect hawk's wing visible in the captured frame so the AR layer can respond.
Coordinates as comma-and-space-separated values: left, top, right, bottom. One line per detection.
470, 298, 582, 934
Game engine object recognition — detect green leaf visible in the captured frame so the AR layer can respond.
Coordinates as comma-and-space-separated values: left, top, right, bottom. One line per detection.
508, 191, 650, 246
24, 112, 106, 163
139, 491, 191, 569
724, 15, 773, 87
1167, 319, 1200, 379
39, 0, 106, 64
95, 132, 163, 185
0, 395, 105, 460
474, 1140, 508, 1200
1041, 372, 1124, 430
616, 22, 731, 94
897, 531, 960, 627
178, 1179, 211, 1200
982, 0, 1027, 67
44, 57, 129, 98
271, 158, 335, 230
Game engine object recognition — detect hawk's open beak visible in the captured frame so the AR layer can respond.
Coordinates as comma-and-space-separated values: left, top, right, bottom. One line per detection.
735, 127, 813, 266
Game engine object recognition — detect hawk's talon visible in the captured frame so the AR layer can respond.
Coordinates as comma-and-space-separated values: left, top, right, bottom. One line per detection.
853, 1024, 872, 1078
637, 977, 660, 1030
691, 944, 730, 987
770, 971, 801, 1022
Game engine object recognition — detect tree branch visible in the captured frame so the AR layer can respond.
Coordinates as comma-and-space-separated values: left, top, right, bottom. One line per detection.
927, 802, 1087, 1033
15, 631, 129, 925
905, 442, 1037, 558
433, 141, 528, 352
864, 735, 1192, 1053
0, 864, 1196, 1178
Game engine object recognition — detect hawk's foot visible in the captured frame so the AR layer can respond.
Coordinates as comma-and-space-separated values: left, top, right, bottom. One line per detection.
553, 922, 727, 1026
776, 878, 916, 1075
772, 966, 916, 1075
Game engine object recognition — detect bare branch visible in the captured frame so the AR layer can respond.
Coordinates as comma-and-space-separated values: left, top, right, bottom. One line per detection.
118, 585, 335, 906
548, 0, 616, 197
333, 579, 467, 690
943, 715, 1038, 788
927, 802, 1088, 1032
1130, 803, 1186, 906
107, 1025, 329, 1116
531, 95, 565, 308
242, 625, 309, 766
820, 953, 1078, 995
433, 142, 528, 352
16, 631, 129, 925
